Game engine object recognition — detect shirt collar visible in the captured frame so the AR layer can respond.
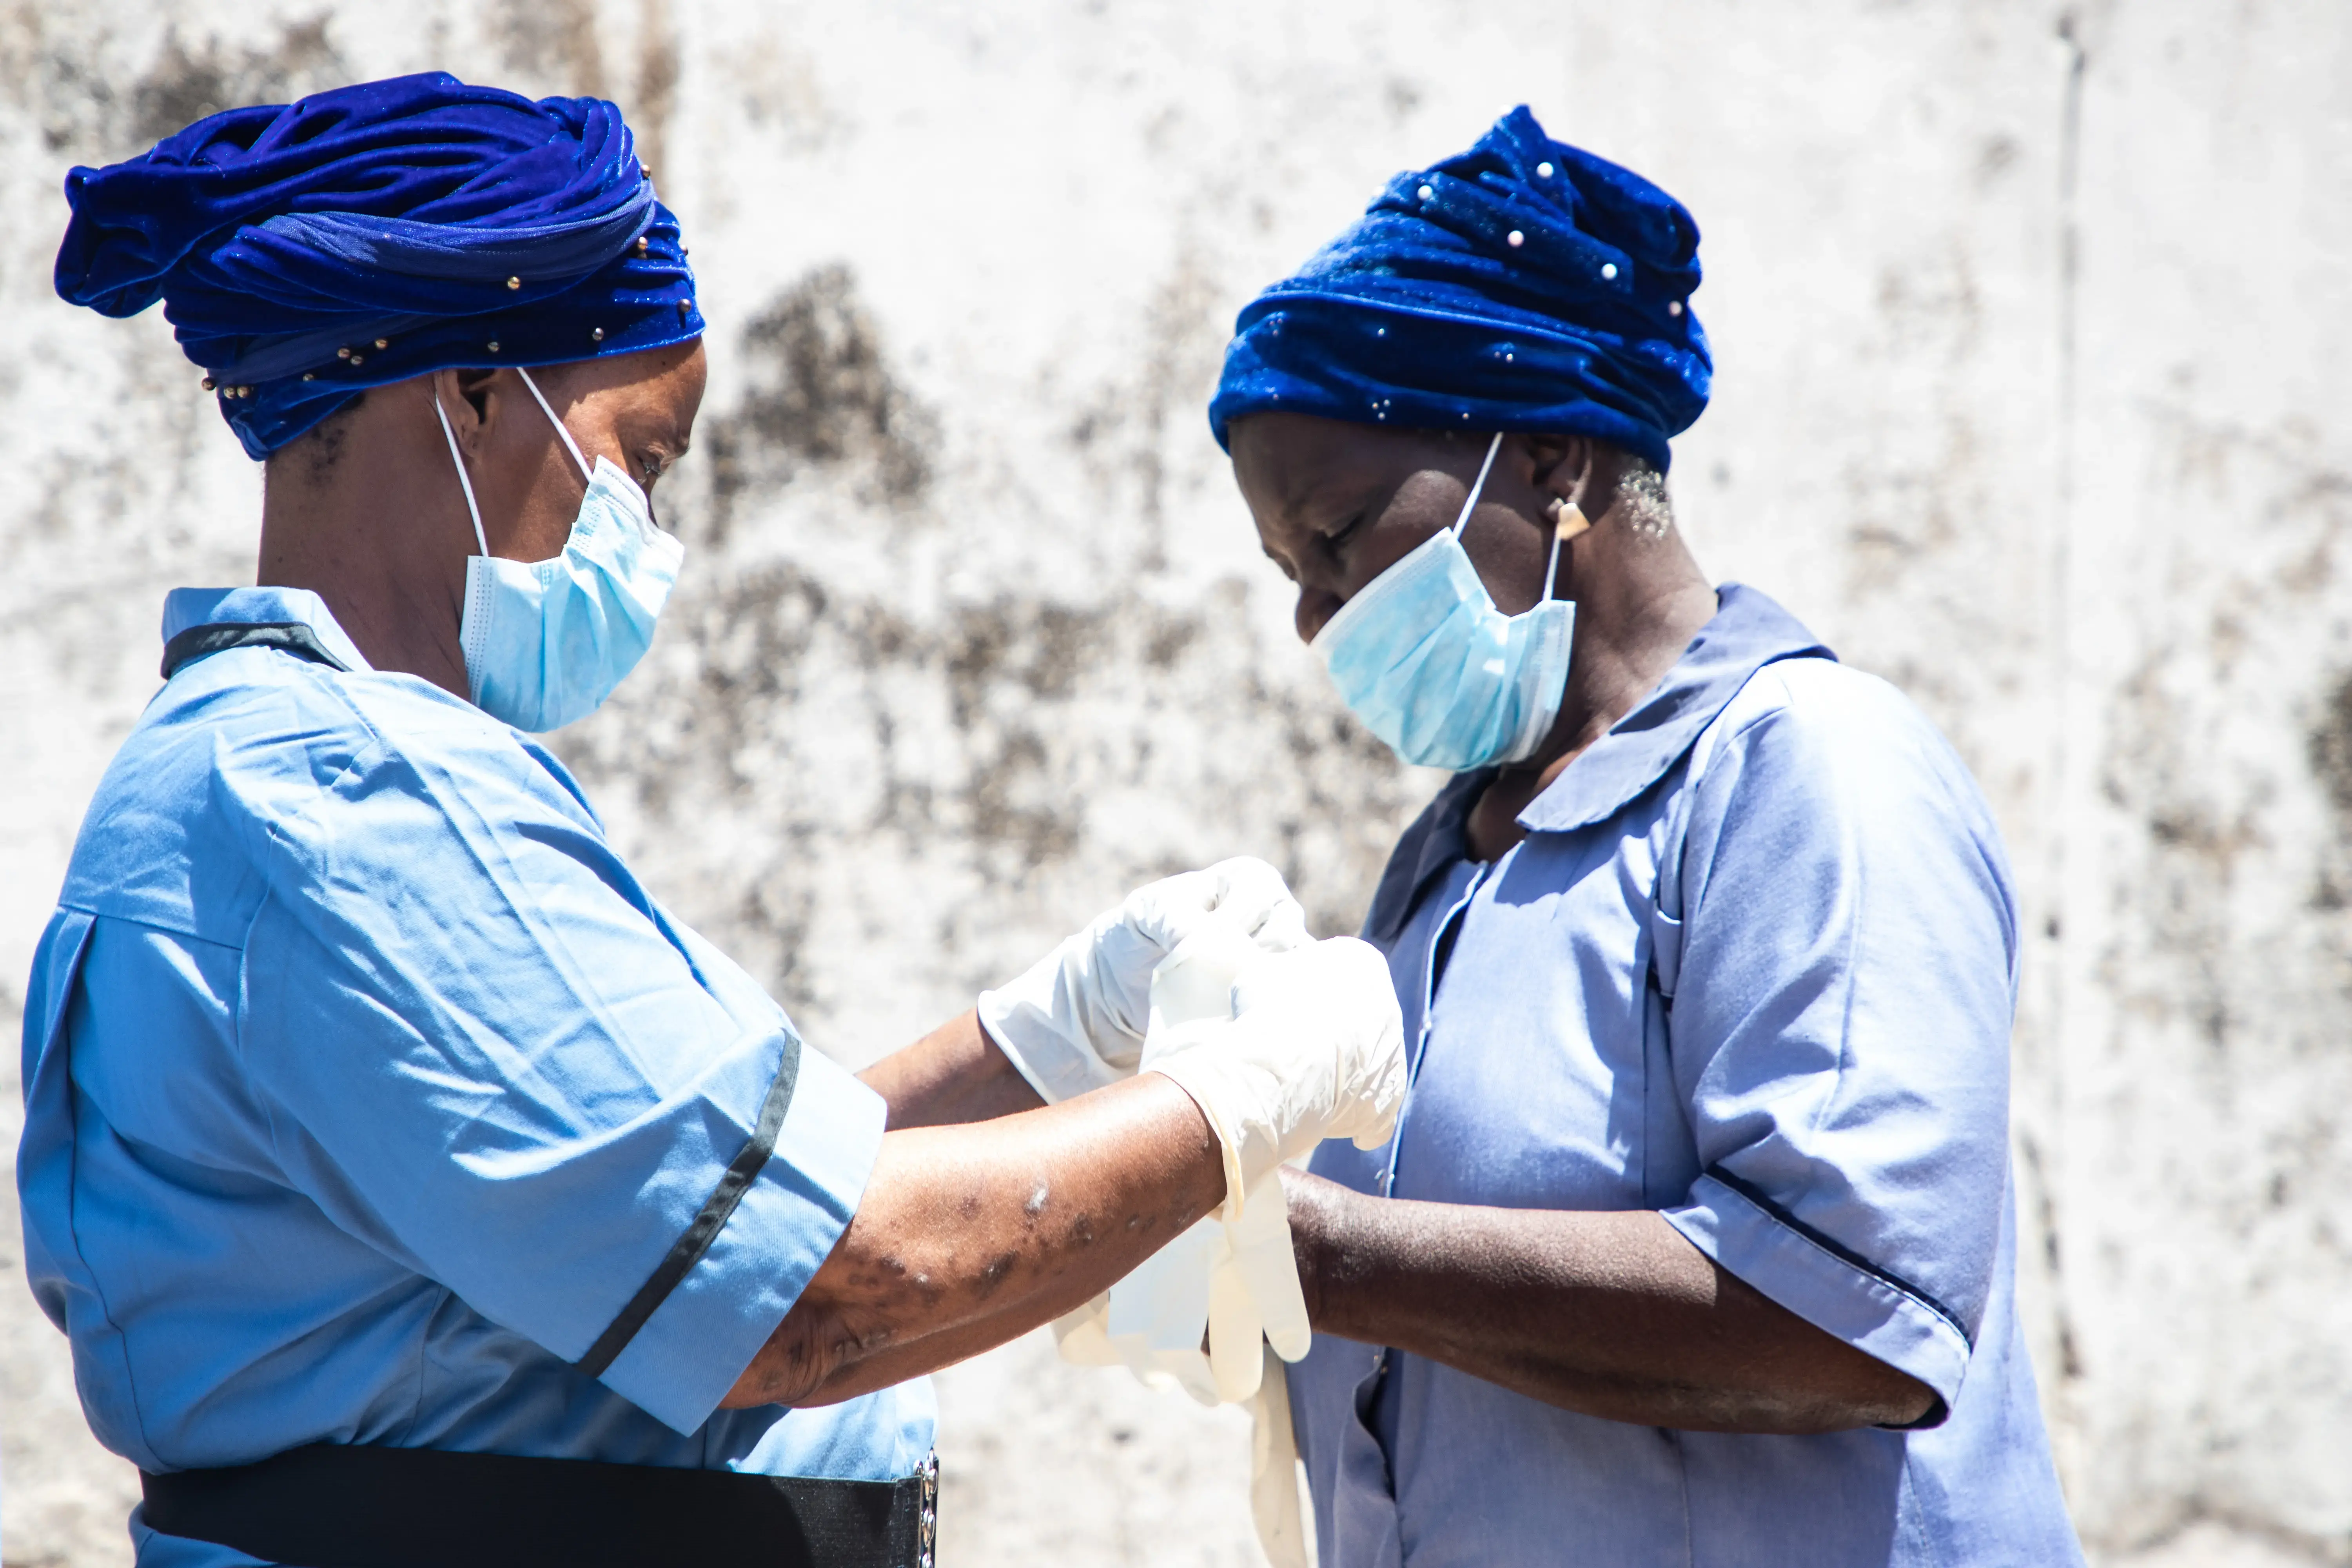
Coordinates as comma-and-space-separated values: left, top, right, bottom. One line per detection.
1362, 584, 1831, 945
162, 586, 375, 673
1516, 583, 1830, 835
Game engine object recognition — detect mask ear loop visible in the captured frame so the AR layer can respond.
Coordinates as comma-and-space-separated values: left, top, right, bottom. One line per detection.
1450, 432, 1506, 537
515, 366, 594, 485
1457, 432, 1585, 604
432, 387, 490, 557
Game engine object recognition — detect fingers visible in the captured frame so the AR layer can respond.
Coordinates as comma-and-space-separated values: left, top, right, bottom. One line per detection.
1204, 857, 1311, 951
1120, 866, 1221, 954
1147, 936, 1251, 1042
1207, 1250, 1267, 1401
1125, 857, 1308, 955
1067, 1174, 1312, 1415
1229, 1174, 1314, 1361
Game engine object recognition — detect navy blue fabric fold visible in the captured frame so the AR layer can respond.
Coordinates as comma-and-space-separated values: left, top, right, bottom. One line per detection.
55, 73, 702, 458
1208, 106, 1710, 470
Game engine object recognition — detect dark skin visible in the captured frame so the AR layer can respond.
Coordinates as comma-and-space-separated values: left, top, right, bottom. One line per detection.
260, 346, 706, 699
1230, 411, 1936, 1434
260, 347, 1220, 1410
734, 1012, 1214, 1409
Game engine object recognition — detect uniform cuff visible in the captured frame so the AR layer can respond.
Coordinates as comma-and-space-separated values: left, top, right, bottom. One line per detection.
599, 1049, 886, 1434
1660, 1171, 1971, 1414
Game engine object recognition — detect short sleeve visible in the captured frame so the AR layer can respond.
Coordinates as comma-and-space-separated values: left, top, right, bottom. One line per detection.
232, 690, 883, 1435
1653, 662, 2017, 1416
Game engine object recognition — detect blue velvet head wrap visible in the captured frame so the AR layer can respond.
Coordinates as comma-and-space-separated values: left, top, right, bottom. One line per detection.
1208, 107, 1708, 471
55, 73, 702, 459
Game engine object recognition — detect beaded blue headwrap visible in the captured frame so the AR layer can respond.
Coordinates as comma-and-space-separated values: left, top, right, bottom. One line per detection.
55, 72, 703, 459
1209, 106, 1709, 472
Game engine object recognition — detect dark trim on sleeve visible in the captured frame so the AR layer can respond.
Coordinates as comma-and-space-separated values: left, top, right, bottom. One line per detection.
1882, 1391, 1951, 1431
1703, 1163, 1974, 1350
162, 621, 351, 680
575, 1034, 805, 1381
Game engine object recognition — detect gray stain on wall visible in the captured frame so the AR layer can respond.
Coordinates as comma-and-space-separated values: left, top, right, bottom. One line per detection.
702, 265, 940, 537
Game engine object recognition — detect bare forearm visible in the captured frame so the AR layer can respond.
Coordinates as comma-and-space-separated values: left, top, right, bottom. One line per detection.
857, 1009, 1046, 1129
769, 1280, 1076, 1402
726, 1073, 1219, 1408
1286, 1170, 1935, 1434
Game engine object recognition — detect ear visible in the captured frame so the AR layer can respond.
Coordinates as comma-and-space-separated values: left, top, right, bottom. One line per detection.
1521, 433, 1596, 504
434, 367, 504, 456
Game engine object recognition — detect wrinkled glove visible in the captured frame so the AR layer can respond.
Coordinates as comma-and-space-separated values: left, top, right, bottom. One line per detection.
1053, 920, 1297, 1404
1053, 1169, 1308, 1406
977, 858, 1308, 1103
1055, 1233, 1312, 1568
1142, 935, 1406, 1220
1055, 926, 1375, 1568
1053, 1219, 1225, 1406
1079, 928, 1398, 1394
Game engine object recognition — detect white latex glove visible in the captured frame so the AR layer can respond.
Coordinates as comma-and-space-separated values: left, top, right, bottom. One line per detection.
1065, 922, 1362, 1402
1142, 936, 1406, 1221
977, 858, 1309, 1103
1148, 934, 1315, 1378
1053, 1219, 1224, 1406
1055, 922, 1296, 1405
1054, 927, 1340, 1568
1216, 1172, 1314, 1368
1054, 1172, 1305, 1406
1057, 1234, 1311, 1568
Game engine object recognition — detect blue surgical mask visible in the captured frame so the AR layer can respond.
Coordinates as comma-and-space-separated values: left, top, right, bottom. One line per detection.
434, 368, 684, 732
1310, 432, 1581, 771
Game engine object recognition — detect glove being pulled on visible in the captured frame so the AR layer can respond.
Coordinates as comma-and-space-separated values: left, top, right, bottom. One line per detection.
1143, 934, 1405, 1221
976, 858, 1308, 1103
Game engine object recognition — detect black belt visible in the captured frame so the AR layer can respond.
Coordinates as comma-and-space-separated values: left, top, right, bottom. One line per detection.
142, 1445, 938, 1568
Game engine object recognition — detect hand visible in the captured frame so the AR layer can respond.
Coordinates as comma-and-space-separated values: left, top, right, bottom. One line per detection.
1141, 936, 1406, 1218
978, 858, 1308, 1103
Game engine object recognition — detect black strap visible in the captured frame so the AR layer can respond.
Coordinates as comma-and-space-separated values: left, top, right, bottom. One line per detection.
575, 1035, 804, 1378
162, 621, 351, 680
141, 1445, 938, 1568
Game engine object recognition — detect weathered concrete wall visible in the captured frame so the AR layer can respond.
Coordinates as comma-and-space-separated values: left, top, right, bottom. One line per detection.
1, 2, 2345, 1563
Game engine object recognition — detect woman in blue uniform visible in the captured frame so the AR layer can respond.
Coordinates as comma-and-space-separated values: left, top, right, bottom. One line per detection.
1212, 108, 2084, 1567
22, 74, 1404, 1567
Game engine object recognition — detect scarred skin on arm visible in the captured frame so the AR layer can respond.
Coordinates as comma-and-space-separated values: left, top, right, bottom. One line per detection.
722, 1011, 1218, 1409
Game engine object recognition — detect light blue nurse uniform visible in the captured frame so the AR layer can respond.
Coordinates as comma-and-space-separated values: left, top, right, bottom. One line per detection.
16, 586, 934, 1567
1289, 585, 2082, 1567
